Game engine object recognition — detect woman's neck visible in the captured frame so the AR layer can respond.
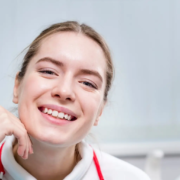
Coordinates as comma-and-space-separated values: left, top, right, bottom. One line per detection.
13, 139, 80, 180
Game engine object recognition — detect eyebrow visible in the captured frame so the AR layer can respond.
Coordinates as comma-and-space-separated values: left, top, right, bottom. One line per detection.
79, 69, 103, 82
36, 57, 64, 67
36, 57, 103, 82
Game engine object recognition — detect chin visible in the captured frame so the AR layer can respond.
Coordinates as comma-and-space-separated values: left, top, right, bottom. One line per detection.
29, 131, 75, 147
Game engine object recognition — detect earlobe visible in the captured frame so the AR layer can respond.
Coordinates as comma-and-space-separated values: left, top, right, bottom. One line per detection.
94, 118, 99, 126
93, 101, 106, 126
12, 73, 20, 104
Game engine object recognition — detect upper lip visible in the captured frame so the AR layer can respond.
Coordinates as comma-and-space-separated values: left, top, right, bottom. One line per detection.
39, 104, 78, 118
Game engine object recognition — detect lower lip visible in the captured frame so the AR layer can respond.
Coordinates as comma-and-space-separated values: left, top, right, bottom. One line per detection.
40, 111, 72, 125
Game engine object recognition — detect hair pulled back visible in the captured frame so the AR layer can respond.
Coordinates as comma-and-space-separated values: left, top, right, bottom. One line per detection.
18, 21, 114, 101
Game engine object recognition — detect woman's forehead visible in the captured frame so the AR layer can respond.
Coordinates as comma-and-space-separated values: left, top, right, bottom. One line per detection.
33, 32, 107, 70
39, 32, 105, 58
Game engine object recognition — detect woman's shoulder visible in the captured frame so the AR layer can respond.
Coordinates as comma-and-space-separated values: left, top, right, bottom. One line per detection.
94, 148, 151, 180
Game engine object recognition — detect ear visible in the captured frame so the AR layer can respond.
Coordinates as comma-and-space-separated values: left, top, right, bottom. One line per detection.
94, 101, 106, 126
13, 72, 20, 104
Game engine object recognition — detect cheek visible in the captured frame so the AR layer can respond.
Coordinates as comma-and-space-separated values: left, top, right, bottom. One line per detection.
18, 75, 51, 103
73, 94, 103, 141
17, 75, 52, 122
78, 90, 103, 121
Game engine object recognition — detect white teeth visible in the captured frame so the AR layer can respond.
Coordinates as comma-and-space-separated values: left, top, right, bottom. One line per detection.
43, 108, 48, 113
42, 108, 72, 121
58, 112, 64, 119
64, 114, 68, 120
65, 115, 71, 121
52, 110, 58, 117
47, 109, 52, 115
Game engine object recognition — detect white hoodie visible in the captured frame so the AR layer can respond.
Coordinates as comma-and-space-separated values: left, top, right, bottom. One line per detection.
0, 136, 150, 180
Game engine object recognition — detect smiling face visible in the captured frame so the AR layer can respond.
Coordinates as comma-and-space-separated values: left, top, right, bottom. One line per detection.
13, 32, 106, 147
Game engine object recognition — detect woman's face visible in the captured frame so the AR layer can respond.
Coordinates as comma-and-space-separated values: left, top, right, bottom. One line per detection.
13, 32, 106, 147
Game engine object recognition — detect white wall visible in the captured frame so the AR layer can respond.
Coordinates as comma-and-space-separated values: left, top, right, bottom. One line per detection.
0, 0, 180, 155
121, 155, 180, 180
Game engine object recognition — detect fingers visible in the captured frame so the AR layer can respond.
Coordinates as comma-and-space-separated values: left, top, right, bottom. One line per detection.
9, 113, 34, 159
14, 128, 33, 159
0, 106, 34, 159
28, 135, 34, 154
8, 119, 33, 159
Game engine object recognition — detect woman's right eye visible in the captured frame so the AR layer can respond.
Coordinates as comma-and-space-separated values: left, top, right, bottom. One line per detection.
39, 70, 56, 75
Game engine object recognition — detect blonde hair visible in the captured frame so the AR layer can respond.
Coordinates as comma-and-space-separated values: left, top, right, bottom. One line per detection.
18, 21, 114, 101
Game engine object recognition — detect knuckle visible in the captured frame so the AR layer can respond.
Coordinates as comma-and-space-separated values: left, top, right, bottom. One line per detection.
4, 126, 13, 136
0, 111, 9, 123
7, 124, 14, 132
0, 112, 8, 120
21, 129, 27, 136
1, 117, 11, 128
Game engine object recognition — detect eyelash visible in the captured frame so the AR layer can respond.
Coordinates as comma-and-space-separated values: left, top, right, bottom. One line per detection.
39, 70, 97, 89
82, 81, 97, 89
39, 70, 56, 75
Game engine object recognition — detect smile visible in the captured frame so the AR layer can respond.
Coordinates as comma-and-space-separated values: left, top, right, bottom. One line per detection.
38, 106, 77, 121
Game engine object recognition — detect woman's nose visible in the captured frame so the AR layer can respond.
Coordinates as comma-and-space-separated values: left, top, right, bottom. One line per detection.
51, 76, 75, 102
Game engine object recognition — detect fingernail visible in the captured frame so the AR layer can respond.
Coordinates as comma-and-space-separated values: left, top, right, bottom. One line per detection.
18, 149, 24, 157
30, 147, 34, 154
22, 155, 27, 160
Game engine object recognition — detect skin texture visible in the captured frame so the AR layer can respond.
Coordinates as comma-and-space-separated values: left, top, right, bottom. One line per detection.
12, 32, 107, 180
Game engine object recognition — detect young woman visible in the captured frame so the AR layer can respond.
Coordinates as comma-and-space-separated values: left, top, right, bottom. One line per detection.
0, 21, 150, 180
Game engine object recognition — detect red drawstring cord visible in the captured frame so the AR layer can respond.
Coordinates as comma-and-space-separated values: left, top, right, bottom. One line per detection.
93, 150, 104, 180
0, 142, 5, 179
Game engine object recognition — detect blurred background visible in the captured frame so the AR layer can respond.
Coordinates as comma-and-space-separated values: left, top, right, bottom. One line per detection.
0, 0, 180, 180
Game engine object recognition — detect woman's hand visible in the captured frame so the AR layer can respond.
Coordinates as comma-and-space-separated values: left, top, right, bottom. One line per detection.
0, 106, 33, 159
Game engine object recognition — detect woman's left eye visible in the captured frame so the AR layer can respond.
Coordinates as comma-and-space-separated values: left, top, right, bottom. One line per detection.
39, 70, 56, 75
82, 81, 97, 89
